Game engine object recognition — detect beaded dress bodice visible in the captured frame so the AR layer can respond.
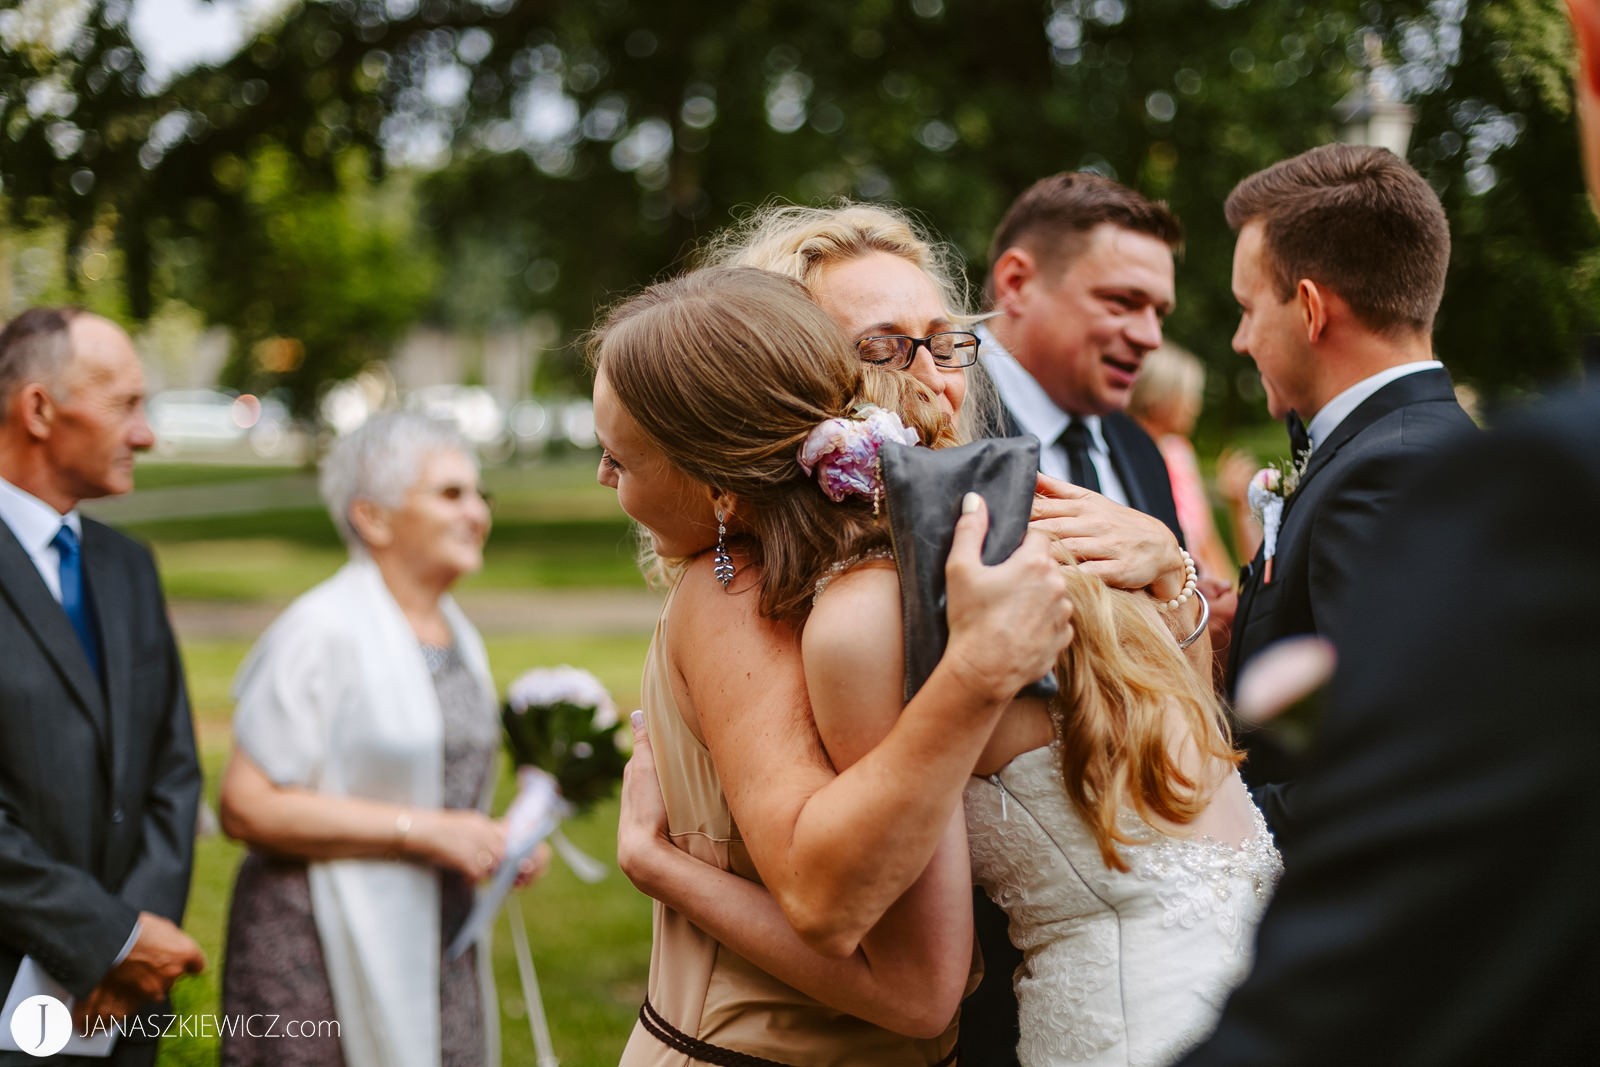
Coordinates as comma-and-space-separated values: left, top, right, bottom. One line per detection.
965, 746, 1282, 1067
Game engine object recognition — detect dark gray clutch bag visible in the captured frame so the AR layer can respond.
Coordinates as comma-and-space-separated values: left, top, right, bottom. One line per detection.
880, 436, 1059, 701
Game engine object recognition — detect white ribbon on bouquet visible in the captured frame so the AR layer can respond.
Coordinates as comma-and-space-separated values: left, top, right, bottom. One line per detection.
446, 767, 607, 1066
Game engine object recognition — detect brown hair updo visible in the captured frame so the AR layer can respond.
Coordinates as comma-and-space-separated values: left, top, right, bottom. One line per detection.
591, 267, 953, 623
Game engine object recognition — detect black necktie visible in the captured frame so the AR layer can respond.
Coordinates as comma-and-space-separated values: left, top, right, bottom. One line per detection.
1286, 410, 1311, 460
1059, 420, 1102, 493
52, 524, 101, 676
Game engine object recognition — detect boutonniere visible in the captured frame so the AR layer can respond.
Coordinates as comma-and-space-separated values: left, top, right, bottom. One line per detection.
1247, 454, 1308, 584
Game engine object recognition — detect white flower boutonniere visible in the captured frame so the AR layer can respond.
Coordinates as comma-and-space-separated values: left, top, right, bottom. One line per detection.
1246, 454, 1308, 584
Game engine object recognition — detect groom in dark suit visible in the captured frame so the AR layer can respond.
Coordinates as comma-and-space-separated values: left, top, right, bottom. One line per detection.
1221, 145, 1475, 796
1179, 11, 1600, 1054
0, 308, 205, 1065
962, 173, 1207, 1067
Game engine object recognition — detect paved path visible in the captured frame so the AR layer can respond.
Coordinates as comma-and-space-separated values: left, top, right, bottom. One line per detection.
169, 587, 665, 642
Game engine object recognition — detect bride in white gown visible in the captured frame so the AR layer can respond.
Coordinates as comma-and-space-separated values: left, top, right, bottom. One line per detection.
964, 565, 1281, 1066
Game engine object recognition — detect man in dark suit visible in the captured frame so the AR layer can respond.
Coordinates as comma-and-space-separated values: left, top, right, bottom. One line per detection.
962, 172, 1209, 1067
1178, 10, 1600, 1059
0, 308, 205, 1065
1181, 382, 1600, 1066
1221, 145, 1476, 793
979, 171, 1185, 543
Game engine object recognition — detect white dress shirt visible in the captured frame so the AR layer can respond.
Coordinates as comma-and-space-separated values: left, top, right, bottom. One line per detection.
976, 325, 1131, 506
1305, 361, 1444, 454
0, 475, 80, 603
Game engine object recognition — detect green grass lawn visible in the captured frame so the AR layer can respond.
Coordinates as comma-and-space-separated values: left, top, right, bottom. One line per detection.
130, 464, 309, 490
162, 629, 657, 1066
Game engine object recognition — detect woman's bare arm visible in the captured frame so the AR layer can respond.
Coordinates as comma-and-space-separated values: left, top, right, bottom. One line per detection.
217, 750, 507, 881
617, 714, 967, 1037
681, 499, 1072, 957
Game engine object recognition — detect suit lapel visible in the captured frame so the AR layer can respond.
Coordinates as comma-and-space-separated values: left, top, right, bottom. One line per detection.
0, 520, 111, 748
1101, 415, 1151, 516
1229, 368, 1456, 693
82, 522, 129, 782
1295, 368, 1457, 501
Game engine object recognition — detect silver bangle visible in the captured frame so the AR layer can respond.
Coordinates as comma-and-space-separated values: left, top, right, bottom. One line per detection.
1177, 589, 1210, 649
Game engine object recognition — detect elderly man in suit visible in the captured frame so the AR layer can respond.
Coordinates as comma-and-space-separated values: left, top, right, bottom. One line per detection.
0, 307, 205, 1065
1222, 144, 1476, 796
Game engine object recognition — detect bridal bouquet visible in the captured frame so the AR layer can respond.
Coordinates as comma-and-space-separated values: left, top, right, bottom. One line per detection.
447, 665, 623, 962
502, 664, 629, 812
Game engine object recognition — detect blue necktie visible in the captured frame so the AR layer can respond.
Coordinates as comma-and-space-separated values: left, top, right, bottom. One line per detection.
51, 524, 101, 677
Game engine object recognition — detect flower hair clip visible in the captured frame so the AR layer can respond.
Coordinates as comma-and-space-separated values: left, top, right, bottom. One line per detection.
797, 404, 919, 511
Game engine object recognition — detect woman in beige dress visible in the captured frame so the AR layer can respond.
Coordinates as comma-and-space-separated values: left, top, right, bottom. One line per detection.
596, 267, 1076, 1065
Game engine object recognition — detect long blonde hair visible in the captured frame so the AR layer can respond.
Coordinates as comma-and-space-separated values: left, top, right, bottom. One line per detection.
1052, 565, 1241, 870
590, 267, 954, 622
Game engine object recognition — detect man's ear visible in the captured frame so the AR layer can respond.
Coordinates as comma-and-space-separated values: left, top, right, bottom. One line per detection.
989, 247, 1037, 314
15, 383, 55, 440
1570, 0, 1600, 98
348, 497, 392, 549
1296, 279, 1330, 344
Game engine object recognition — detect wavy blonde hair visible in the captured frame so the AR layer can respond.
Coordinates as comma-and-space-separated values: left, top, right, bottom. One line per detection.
590, 267, 955, 623
1051, 565, 1241, 871
699, 200, 997, 443
700, 200, 971, 316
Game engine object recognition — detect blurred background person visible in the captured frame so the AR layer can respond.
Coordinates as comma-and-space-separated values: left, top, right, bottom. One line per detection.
1127, 341, 1235, 581
217, 412, 540, 1067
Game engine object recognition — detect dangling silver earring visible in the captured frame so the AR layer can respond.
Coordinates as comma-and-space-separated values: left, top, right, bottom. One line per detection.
713, 509, 735, 589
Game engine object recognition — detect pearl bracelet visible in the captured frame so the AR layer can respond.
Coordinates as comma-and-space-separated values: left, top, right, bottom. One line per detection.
1164, 548, 1199, 610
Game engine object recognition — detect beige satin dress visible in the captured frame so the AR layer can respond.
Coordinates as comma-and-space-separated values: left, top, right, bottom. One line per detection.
619, 588, 961, 1067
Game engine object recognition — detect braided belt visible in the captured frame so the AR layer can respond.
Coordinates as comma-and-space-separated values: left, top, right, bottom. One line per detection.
637, 997, 958, 1067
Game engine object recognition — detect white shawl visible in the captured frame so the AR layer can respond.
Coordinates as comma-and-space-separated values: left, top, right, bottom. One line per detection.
232, 559, 500, 1067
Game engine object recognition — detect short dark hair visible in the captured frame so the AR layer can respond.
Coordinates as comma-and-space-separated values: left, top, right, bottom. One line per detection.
985, 172, 1183, 302
1224, 144, 1450, 335
0, 307, 83, 420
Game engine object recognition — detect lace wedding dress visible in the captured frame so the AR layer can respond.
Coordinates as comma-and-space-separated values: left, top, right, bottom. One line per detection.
965, 746, 1282, 1066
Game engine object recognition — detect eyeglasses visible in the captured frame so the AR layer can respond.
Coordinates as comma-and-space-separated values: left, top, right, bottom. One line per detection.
855, 331, 981, 370
420, 483, 495, 510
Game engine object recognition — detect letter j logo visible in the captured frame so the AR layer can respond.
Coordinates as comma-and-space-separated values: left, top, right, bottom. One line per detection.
9, 994, 72, 1057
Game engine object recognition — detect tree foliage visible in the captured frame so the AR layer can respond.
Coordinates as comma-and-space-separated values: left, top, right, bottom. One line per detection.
1, 0, 1591, 421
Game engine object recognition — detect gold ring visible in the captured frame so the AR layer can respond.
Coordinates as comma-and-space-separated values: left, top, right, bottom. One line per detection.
476, 850, 494, 870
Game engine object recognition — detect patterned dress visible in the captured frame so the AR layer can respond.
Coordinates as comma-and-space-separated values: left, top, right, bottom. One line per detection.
221, 643, 500, 1067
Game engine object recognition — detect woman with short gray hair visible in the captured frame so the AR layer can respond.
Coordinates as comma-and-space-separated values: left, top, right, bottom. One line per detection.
217, 412, 543, 1067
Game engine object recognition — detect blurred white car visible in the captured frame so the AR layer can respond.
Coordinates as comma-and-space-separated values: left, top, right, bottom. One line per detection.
558, 399, 597, 449
405, 385, 513, 462
147, 389, 294, 458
